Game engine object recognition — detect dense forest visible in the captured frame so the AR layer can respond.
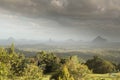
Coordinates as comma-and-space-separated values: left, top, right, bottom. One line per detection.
0, 44, 120, 80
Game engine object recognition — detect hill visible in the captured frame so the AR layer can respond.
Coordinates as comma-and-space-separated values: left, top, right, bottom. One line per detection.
92, 36, 107, 43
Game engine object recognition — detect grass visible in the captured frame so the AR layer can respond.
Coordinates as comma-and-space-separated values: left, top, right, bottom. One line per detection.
38, 73, 120, 80
84, 73, 120, 80
3, 72, 120, 80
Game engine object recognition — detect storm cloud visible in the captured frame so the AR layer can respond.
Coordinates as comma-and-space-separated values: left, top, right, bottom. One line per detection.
0, 0, 120, 41
0, 0, 120, 17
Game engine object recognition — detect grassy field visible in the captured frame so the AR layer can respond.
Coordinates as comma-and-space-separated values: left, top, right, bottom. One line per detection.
40, 73, 120, 80
84, 73, 120, 80
7, 73, 120, 80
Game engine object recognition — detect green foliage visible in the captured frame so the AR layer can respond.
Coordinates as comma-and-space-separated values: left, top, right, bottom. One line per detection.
51, 56, 91, 80
23, 64, 43, 80
86, 56, 116, 74
65, 56, 91, 80
0, 44, 120, 80
0, 48, 10, 63
10, 58, 27, 76
0, 62, 10, 80
0, 47, 26, 76
57, 65, 74, 80
9, 43, 15, 54
0, 45, 43, 80
36, 51, 61, 73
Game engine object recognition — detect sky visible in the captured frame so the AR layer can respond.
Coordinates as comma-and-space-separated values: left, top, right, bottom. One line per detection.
0, 0, 120, 41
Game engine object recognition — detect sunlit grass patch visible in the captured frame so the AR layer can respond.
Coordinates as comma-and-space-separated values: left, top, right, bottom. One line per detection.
84, 73, 120, 80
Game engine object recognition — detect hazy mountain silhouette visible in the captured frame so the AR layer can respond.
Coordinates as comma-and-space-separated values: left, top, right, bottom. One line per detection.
7, 37, 15, 43
92, 36, 107, 43
0, 37, 15, 45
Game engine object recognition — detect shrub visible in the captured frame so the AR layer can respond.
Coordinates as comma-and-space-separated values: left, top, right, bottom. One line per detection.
0, 62, 11, 80
66, 56, 91, 79
86, 56, 116, 74
57, 65, 74, 80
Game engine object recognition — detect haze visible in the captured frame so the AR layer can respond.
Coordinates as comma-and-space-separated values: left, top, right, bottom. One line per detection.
0, 0, 120, 42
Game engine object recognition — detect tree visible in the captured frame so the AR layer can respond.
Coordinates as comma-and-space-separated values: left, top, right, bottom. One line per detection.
36, 51, 61, 73
0, 45, 43, 80
10, 58, 27, 76
10, 43, 15, 53
7, 43, 15, 54
65, 56, 91, 79
23, 64, 43, 80
86, 56, 116, 74
0, 62, 11, 80
57, 65, 74, 80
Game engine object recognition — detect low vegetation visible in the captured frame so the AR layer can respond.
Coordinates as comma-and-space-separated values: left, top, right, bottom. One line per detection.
0, 44, 120, 80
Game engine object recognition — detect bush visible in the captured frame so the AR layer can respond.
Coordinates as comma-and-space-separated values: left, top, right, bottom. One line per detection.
0, 62, 11, 80
86, 56, 116, 74
65, 56, 91, 79
36, 51, 61, 73
0, 45, 43, 80
56, 65, 74, 80
23, 64, 43, 80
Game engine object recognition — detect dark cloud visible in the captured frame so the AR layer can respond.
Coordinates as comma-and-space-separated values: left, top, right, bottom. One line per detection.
0, 0, 120, 17
0, 0, 120, 41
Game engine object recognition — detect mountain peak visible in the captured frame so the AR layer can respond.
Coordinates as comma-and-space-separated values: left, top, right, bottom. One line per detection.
92, 36, 107, 43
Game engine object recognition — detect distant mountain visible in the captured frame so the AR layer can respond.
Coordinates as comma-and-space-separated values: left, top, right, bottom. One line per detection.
7, 37, 15, 43
0, 37, 15, 45
92, 36, 107, 43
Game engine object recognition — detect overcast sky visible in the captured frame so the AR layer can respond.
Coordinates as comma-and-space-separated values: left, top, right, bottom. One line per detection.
0, 0, 120, 41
